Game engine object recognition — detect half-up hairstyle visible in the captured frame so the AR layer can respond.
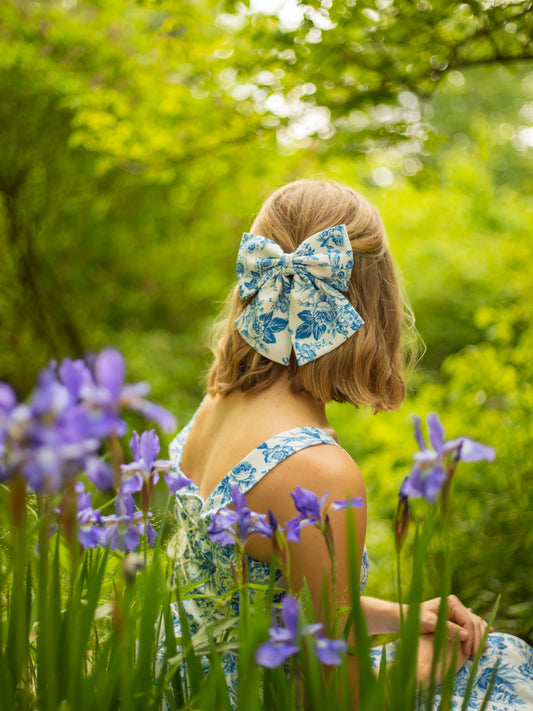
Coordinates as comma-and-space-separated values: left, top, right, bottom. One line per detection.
206, 179, 417, 412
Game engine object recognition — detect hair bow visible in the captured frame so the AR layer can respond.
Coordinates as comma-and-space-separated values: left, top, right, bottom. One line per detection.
234, 224, 364, 365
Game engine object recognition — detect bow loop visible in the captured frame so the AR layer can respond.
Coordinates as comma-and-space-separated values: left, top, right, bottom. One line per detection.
235, 225, 364, 365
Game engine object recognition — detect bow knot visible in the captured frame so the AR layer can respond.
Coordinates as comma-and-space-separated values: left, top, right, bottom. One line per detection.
235, 225, 364, 365
280, 253, 295, 276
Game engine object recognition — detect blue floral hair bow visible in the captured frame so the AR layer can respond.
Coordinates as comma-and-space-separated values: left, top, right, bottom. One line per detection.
234, 224, 364, 365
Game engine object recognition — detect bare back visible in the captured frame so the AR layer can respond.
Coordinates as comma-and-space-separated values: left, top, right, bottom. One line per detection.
179, 375, 367, 571
181, 377, 334, 497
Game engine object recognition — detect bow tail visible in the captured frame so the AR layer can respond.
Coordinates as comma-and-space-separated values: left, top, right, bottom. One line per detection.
235, 277, 293, 365
289, 279, 364, 365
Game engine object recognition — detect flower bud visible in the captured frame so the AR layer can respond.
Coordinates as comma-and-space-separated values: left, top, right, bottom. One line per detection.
122, 553, 145, 582
394, 495, 409, 553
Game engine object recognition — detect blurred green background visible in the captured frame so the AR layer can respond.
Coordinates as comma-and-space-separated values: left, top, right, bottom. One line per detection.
1, 0, 532, 641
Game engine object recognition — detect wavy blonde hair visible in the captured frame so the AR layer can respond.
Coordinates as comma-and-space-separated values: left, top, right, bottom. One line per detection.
206, 179, 417, 411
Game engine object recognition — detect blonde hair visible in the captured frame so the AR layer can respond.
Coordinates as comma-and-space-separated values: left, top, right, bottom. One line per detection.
207, 179, 417, 412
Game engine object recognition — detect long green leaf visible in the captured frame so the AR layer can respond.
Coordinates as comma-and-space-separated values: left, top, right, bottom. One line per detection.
133, 554, 166, 710
0, 595, 15, 710
460, 597, 500, 711
175, 581, 204, 698
345, 507, 376, 706
438, 635, 459, 711
161, 589, 184, 710
68, 548, 110, 708
36, 521, 57, 711
478, 658, 501, 711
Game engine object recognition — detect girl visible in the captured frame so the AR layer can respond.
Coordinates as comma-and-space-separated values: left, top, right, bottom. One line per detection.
166, 180, 533, 708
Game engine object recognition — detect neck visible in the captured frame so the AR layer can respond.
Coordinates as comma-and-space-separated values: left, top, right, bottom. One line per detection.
245, 371, 329, 426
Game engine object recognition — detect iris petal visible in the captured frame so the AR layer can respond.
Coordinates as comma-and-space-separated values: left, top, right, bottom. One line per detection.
427, 413, 445, 454
456, 437, 496, 463
254, 641, 299, 668
95, 349, 124, 400
412, 414, 426, 451
139, 429, 160, 467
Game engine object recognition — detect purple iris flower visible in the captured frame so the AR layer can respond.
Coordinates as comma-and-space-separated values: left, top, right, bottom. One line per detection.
0, 384, 17, 474
139, 518, 157, 547
400, 413, 496, 503
0, 350, 177, 497
59, 358, 94, 400
76, 482, 105, 549
165, 466, 194, 496
330, 496, 364, 511
31, 363, 70, 417
102, 492, 156, 552
0, 361, 102, 492
80, 349, 176, 435
207, 484, 273, 547
255, 596, 302, 668
0, 383, 16, 410
37, 360, 123, 452
0, 403, 32, 483
19, 405, 100, 493
120, 429, 188, 495
255, 595, 347, 668
313, 633, 348, 665
399, 448, 447, 503
286, 487, 328, 542
0, 383, 17, 435
85, 455, 114, 491
286, 487, 363, 542
23, 446, 65, 492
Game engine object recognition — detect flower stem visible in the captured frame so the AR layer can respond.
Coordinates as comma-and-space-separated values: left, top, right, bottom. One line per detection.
396, 547, 404, 629
323, 516, 338, 633
240, 551, 250, 631
10, 478, 28, 695
143, 509, 149, 565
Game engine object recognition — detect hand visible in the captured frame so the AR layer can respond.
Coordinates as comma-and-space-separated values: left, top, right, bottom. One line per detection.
419, 595, 491, 659
417, 631, 469, 686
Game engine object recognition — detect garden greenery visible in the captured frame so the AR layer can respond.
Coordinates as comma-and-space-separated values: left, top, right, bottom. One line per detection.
1, 0, 532, 702
0, 350, 501, 710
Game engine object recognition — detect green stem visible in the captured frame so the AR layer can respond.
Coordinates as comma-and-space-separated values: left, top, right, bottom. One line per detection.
37, 496, 58, 711
329, 550, 338, 634
239, 549, 250, 633
323, 516, 337, 633
143, 509, 149, 565
10, 477, 28, 699
397, 547, 404, 630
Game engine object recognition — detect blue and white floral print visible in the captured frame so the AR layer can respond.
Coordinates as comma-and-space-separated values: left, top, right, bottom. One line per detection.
235, 225, 364, 365
160, 403, 533, 710
370, 633, 533, 709
159, 403, 369, 706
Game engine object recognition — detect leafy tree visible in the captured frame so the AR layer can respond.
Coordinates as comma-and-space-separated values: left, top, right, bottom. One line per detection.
0, 0, 273, 399
2, 0, 533, 397
220, 0, 533, 151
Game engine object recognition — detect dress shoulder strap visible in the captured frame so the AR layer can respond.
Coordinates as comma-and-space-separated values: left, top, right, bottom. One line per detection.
204, 426, 339, 514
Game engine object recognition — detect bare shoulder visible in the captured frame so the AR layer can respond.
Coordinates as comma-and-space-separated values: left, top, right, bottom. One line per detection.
284, 442, 363, 490
245, 441, 366, 521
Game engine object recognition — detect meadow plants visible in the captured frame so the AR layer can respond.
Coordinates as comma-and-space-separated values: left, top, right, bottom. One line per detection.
0, 351, 498, 710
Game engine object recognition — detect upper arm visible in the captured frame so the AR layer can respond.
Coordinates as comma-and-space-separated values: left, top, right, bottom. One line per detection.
244, 443, 367, 623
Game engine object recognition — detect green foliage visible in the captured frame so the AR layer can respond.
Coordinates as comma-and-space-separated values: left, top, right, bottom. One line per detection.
0, 465, 499, 710
221, 0, 533, 154
328, 219, 533, 640
1, 0, 532, 662
0, 0, 279, 396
